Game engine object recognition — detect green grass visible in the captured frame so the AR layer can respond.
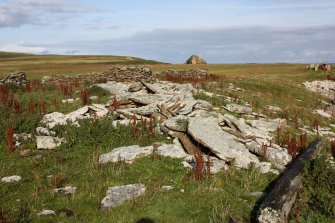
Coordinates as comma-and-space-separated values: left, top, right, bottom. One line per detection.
1, 52, 335, 222
0, 52, 162, 79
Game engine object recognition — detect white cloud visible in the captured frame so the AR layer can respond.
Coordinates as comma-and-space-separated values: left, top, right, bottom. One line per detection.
0, 0, 103, 28
0, 41, 47, 54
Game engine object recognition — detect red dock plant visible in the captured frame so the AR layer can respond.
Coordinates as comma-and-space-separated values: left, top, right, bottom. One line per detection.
6, 122, 14, 153
39, 102, 47, 115
0, 86, 9, 105
28, 99, 35, 114
194, 147, 204, 181
109, 96, 120, 112
13, 99, 22, 116
80, 89, 89, 106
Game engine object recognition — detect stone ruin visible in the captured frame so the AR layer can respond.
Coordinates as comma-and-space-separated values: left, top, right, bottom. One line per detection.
36, 66, 291, 177
0, 71, 30, 85
40, 66, 218, 85
41, 66, 154, 85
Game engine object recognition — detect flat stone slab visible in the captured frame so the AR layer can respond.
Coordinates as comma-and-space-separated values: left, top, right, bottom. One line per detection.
188, 117, 259, 168
1, 175, 21, 183
164, 116, 189, 132
53, 186, 77, 195
99, 145, 153, 164
36, 136, 63, 150
156, 138, 187, 159
224, 103, 252, 114
100, 184, 146, 210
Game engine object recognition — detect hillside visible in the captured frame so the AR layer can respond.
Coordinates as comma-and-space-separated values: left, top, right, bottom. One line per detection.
0, 52, 162, 79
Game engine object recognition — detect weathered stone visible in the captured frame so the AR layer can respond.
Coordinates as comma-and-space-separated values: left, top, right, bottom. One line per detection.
164, 116, 189, 132
1, 175, 21, 183
304, 80, 335, 99
36, 127, 55, 136
156, 138, 187, 158
95, 81, 130, 95
129, 94, 171, 105
112, 119, 131, 127
245, 141, 292, 166
53, 186, 77, 195
99, 145, 153, 164
100, 184, 146, 210
187, 117, 259, 168
185, 55, 207, 64
37, 210, 56, 216
248, 118, 286, 132
36, 136, 63, 150
315, 109, 332, 119
224, 103, 252, 114
161, 186, 174, 191
128, 82, 143, 92
41, 112, 68, 129
255, 162, 272, 174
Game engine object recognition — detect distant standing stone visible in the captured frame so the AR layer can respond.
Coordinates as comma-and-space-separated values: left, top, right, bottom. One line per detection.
185, 55, 207, 64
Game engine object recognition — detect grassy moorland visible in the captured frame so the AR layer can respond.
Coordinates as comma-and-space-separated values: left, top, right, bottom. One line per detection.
0, 52, 334, 222
0, 52, 161, 78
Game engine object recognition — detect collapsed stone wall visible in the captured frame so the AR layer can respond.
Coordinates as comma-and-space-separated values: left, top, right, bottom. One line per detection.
41, 66, 153, 85
0, 71, 30, 85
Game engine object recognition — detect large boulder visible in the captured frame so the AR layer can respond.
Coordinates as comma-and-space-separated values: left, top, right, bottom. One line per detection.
185, 55, 207, 64
187, 117, 259, 168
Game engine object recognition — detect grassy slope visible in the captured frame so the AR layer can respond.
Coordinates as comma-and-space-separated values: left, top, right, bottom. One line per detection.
0, 53, 334, 222
0, 52, 162, 79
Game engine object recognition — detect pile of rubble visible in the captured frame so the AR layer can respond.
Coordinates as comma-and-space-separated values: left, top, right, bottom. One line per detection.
41, 66, 153, 85
37, 79, 291, 175
0, 71, 30, 85
158, 69, 218, 82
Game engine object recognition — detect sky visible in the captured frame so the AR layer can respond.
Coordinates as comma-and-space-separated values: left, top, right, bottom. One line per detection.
0, 0, 334, 63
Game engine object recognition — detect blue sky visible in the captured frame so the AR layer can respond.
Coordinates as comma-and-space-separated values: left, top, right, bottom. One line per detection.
0, 0, 334, 63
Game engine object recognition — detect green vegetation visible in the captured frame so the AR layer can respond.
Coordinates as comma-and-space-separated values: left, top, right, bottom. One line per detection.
1, 52, 334, 222
0, 52, 162, 79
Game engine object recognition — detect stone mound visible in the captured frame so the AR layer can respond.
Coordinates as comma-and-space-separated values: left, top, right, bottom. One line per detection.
185, 55, 207, 64
41, 66, 153, 85
0, 71, 29, 85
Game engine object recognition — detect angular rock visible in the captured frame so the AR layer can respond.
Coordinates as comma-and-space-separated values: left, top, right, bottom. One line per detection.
100, 184, 146, 210
245, 141, 292, 166
224, 103, 252, 114
164, 116, 189, 132
156, 138, 187, 159
53, 186, 77, 195
36, 127, 55, 136
36, 136, 63, 150
99, 145, 153, 164
255, 162, 272, 174
185, 55, 207, 64
161, 185, 174, 191
1, 175, 21, 183
112, 119, 131, 127
41, 112, 68, 129
248, 118, 286, 132
37, 210, 56, 216
188, 117, 259, 168
128, 82, 143, 92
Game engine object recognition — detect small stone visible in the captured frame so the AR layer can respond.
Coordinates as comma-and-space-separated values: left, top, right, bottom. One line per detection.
161, 186, 174, 191
100, 184, 146, 210
36, 136, 63, 150
1, 175, 21, 183
53, 186, 77, 195
180, 189, 185, 193
99, 145, 153, 164
181, 161, 193, 169
37, 210, 56, 216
